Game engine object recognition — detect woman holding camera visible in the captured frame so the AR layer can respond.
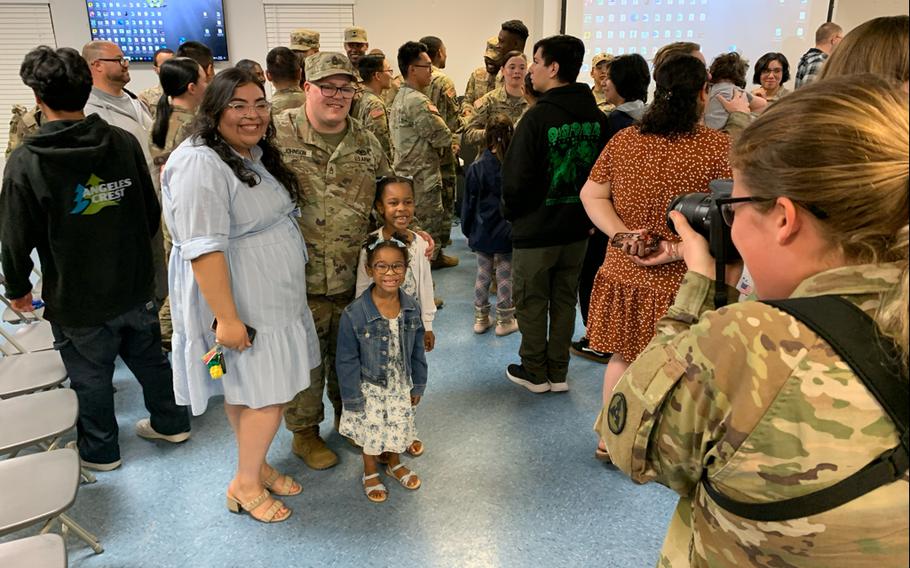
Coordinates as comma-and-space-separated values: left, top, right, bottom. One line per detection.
580, 54, 732, 461
598, 74, 909, 566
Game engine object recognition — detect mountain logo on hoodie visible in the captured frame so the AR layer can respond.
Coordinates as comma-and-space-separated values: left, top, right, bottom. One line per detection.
70, 173, 133, 215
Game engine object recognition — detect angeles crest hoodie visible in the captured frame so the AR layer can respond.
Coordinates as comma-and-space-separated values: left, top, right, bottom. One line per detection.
0, 113, 160, 326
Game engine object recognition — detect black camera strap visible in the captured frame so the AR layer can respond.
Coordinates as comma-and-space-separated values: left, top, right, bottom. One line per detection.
701, 294, 909, 522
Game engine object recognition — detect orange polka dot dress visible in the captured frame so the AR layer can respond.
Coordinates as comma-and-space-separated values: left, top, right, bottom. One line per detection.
586, 125, 732, 361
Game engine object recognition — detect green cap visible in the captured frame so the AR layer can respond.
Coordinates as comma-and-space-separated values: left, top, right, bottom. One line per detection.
304, 51, 356, 82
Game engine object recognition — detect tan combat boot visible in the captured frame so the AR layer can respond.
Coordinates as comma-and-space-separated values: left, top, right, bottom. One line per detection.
292, 426, 339, 470
431, 252, 460, 269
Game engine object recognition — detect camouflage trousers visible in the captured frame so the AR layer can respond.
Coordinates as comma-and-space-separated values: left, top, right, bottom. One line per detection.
283, 289, 354, 432
415, 182, 448, 261
440, 149, 457, 221
158, 222, 173, 345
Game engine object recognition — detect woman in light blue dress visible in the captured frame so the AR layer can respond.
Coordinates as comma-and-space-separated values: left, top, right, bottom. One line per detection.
161, 68, 318, 523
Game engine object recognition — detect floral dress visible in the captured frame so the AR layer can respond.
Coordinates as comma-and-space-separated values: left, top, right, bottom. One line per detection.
338, 316, 417, 455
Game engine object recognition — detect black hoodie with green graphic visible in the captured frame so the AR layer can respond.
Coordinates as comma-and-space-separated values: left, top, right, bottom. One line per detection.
0, 113, 160, 326
501, 82, 609, 249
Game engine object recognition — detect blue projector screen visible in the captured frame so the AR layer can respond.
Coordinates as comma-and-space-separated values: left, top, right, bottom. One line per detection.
86, 0, 228, 62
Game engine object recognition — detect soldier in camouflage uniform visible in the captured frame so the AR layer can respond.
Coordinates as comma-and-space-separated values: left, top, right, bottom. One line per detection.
419, 36, 460, 257
390, 42, 453, 264
367, 49, 404, 109
138, 48, 175, 120
148, 57, 206, 350
273, 52, 392, 471
461, 51, 528, 146
289, 28, 319, 86
597, 76, 909, 568
266, 46, 306, 115
354, 54, 393, 162
5, 104, 42, 158
461, 36, 504, 124
590, 52, 615, 115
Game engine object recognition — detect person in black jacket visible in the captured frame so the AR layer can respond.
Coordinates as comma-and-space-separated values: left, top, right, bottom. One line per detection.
500, 35, 609, 393
0, 46, 190, 471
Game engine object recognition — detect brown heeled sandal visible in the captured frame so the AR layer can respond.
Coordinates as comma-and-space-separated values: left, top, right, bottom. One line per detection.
226, 490, 291, 523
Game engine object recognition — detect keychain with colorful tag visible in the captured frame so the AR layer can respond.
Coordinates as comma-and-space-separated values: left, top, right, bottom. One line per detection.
202, 345, 226, 379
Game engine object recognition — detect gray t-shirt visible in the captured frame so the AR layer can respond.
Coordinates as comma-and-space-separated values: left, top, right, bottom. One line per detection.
90, 87, 141, 123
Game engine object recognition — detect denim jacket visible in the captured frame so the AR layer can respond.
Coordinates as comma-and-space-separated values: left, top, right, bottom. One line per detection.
336, 285, 428, 412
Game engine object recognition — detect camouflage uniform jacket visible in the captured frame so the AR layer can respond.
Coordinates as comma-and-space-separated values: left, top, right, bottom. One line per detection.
461, 86, 528, 146
271, 86, 307, 115
273, 105, 391, 296
423, 66, 460, 146
138, 84, 164, 119
380, 74, 403, 108
597, 264, 909, 568
352, 89, 392, 163
5, 105, 42, 158
461, 67, 504, 122
389, 85, 452, 195
149, 106, 195, 169
592, 87, 615, 115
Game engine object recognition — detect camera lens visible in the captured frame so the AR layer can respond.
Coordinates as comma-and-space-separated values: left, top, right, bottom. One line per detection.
667, 193, 714, 239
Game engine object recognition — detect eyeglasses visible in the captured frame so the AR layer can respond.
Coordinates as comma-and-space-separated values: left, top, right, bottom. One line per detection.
96, 56, 130, 66
760, 67, 783, 75
372, 262, 406, 274
226, 101, 272, 115
718, 196, 828, 226
314, 83, 357, 99
410, 63, 432, 70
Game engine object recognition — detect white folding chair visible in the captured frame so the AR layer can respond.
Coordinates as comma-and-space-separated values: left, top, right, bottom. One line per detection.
0, 327, 68, 399
0, 389, 96, 484
0, 534, 67, 568
0, 449, 103, 554
0, 295, 53, 352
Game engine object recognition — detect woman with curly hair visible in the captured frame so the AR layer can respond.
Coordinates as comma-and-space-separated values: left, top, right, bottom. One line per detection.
580, 54, 732, 461
162, 68, 320, 523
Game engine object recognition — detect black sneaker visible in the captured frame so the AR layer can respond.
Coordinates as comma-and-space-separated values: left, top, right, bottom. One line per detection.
506, 364, 550, 393
570, 337, 612, 364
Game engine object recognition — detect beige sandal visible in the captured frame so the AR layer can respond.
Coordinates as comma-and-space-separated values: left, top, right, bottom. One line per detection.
226, 490, 291, 523
406, 439, 425, 457
362, 473, 387, 503
386, 463, 421, 490
262, 467, 302, 496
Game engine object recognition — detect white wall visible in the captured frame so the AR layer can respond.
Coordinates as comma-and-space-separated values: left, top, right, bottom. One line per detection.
1, 0, 561, 97
833, 0, 908, 32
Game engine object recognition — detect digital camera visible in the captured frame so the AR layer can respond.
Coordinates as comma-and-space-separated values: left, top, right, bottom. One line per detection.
666, 179, 740, 263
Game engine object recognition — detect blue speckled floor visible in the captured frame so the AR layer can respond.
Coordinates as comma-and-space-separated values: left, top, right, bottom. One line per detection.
2, 232, 677, 568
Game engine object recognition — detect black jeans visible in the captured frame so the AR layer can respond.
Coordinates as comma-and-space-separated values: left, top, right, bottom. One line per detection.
578, 229, 609, 328
51, 301, 190, 464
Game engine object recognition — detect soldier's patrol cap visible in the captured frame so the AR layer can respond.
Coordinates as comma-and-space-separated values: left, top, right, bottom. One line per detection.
592, 53, 613, 67
290, 29, 320, 51
484, 36, 500, 60
305, 51, 356, 82
344, 26, 368, 44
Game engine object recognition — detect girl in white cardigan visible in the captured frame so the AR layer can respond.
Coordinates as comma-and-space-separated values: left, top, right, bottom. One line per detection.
354, 175, 436, 457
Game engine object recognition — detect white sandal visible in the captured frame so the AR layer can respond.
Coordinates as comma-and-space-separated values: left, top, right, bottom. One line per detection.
362, 473, 387, 503
385, 463, 421, 490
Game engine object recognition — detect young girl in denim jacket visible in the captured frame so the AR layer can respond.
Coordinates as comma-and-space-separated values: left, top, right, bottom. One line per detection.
355, 175, 435, 458
336, 234, 428, 503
